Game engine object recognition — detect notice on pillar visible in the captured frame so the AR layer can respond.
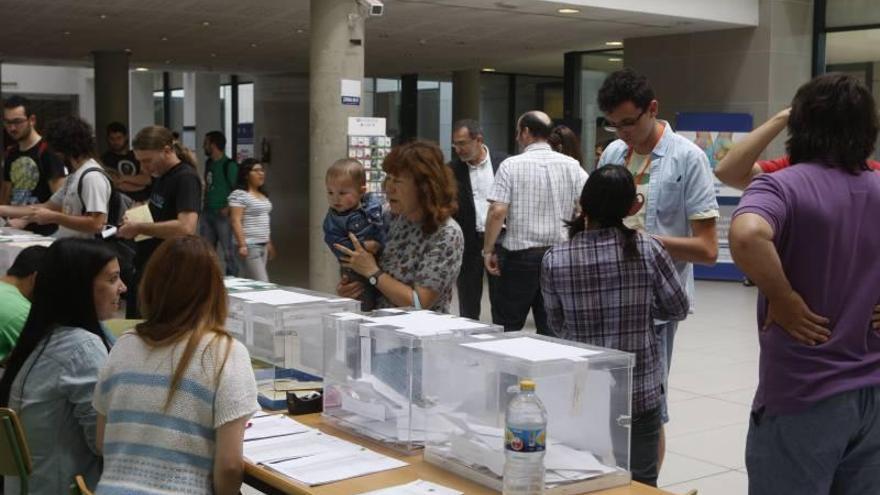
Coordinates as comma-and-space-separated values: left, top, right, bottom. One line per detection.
341, 79, 361, 106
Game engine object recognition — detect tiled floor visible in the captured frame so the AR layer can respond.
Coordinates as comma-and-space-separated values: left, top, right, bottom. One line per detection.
245, 280, 760, 495
660, 280, 759, 494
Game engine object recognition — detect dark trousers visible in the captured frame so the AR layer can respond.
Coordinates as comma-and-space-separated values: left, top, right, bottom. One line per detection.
457, 241, 500, 321
630, 406, 662, 487
495, 247, 550, 334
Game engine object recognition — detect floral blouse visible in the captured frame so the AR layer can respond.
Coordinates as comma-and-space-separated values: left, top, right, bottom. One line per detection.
377, 215, 464, 313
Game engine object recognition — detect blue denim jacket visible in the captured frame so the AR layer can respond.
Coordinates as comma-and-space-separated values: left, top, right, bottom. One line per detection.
6, 326, 108, 495
598, 121, 719, 307
323, 192, 387, 260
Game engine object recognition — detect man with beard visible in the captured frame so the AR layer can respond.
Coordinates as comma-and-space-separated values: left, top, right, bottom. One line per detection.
1, 96, 67, 234
101, 122, 151, 203
0, 116, 111, 239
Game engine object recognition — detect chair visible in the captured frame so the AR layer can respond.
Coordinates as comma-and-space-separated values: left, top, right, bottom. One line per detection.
69, 475, 94, 495
0, 408, 32, 495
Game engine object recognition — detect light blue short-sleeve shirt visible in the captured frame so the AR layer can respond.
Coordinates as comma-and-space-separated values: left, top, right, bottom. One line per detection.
597, 120, 720, 308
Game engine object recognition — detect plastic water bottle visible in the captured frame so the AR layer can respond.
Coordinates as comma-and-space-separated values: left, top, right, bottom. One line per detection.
503, 379, 548, 495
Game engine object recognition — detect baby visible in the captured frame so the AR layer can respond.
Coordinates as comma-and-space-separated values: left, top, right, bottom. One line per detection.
323, 158, 386, 310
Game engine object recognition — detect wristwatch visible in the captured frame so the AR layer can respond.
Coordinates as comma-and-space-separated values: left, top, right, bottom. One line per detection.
368, 269, 385, 286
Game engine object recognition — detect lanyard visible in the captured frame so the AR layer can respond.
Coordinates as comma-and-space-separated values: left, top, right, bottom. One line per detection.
625, 147, 652, 186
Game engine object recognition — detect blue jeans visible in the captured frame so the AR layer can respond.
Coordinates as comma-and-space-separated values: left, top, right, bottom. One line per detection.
746, 386, 880, 495
655, 321, 678, 424
200, 209, 238, 276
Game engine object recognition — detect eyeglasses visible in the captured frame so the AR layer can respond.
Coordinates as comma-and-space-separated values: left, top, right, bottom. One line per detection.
603, 109, 647, 132
3, 118, 28, 127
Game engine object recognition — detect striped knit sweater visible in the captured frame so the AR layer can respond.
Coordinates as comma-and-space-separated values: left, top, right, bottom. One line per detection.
93, 330, 259, 494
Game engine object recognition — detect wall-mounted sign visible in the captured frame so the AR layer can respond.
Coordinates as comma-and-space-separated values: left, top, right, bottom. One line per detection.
347, 117, 386, 136
341, 79, 361, 106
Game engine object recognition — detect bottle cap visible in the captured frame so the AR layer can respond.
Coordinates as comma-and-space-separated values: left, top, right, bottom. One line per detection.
520, 379, 535, 391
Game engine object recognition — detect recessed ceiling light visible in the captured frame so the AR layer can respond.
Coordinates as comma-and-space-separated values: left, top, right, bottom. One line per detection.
250, 43, 258, 48
210, 53, 217, 58
608, 57, 623, 62
164, 59, 171, 64
418, 39, 427, 45
605, 41, 623, 47
63, 31, 72, 36
99, 14, 108, 20
124, 48, 132, 53
481, 67, 496, 72
296, 28, 305, 34
161, 36, 168, 41
134, 67, 149, 72
202, 21, 211, 26
557, 8, 580, 14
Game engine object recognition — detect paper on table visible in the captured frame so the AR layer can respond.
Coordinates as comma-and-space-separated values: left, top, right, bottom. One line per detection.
235, 289, 327, 306
357, 479, 463, 495
124, 204, 155, 242
244, 430, 361, 464
373, 313, 489, 337
244, 414, 313, 441
461, 337, 600, 362
545, 443, 614, 472
266, 448, 408, 486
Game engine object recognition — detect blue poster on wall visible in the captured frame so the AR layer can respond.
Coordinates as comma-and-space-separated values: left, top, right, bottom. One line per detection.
676, 112, 753, 282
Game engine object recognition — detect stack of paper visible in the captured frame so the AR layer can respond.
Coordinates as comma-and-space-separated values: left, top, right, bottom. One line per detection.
265, 448, 408, 486
244, 414, 408, 486
357, 479, 463, 495
244, 414, 313, 441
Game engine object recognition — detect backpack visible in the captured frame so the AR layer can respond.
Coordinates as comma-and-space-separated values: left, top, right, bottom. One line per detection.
77, 167, 134, 227
205, 156, 234, 190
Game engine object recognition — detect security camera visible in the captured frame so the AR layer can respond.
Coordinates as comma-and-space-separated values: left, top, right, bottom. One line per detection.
359, 0, 384, 16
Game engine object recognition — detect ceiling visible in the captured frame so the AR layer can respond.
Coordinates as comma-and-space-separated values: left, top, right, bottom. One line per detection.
0, 0, 753, 77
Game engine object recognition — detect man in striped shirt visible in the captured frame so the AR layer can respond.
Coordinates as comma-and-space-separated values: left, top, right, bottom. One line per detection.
483, 111, 588, 334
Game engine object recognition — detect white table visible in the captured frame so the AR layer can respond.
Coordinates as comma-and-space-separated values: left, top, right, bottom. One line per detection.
0, 228, 54, 275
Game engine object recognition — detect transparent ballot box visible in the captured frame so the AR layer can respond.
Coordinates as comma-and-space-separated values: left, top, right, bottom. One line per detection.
224, 276, 280, 294
224, 277, 279, 342
322, 309, 503, 452
226, 287, 360, 376
422, 331, 635, 494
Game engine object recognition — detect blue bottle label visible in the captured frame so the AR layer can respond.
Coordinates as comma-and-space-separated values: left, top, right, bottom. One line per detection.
505, 426, 546, 453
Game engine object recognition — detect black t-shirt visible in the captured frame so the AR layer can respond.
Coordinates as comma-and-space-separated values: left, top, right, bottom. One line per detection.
100, 149, 151, 202
3, 139, 67, 235
135, 162, 202, 270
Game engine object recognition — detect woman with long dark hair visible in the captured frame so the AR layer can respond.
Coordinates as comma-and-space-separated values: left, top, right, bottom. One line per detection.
540, 165, 689, 487
0, 238, 126, 494
228, 158, 274, 281
93, 236, 258, 494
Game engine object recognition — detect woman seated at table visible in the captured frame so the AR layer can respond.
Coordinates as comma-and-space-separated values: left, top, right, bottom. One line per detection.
336, 141, 464, 313
0, 238, 126, 494
93, 236, 259, 495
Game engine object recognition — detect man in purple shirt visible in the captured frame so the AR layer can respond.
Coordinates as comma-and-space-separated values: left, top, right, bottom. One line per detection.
730, 73, 880, 494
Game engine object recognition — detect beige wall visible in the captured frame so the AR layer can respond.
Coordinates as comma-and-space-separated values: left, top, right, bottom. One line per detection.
624, 0, 812, 157
253, 74, 311, 287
